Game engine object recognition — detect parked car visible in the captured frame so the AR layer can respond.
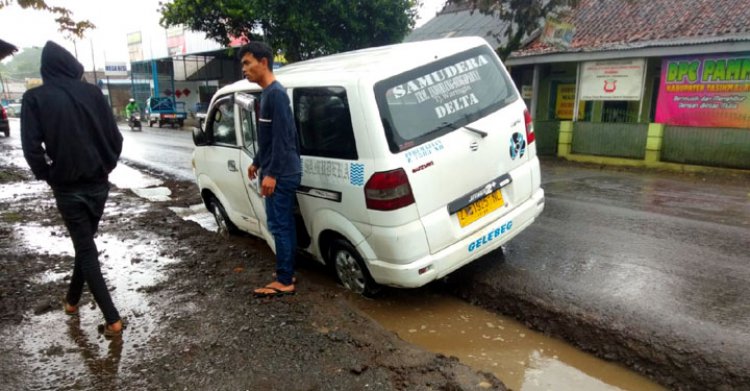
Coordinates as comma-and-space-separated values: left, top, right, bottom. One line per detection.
0, 104, 9, 137
4, 102, 21, 118
191, 37, 545, 295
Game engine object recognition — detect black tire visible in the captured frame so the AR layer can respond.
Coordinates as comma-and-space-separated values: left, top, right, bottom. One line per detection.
209, 198, 240, 236
158, 121, 163, 128
3, 129, 8, 137
178, 120, 184, 128
329, 239, 380, 296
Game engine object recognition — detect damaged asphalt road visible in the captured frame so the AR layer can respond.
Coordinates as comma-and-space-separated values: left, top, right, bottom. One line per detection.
0, 139, 504, 391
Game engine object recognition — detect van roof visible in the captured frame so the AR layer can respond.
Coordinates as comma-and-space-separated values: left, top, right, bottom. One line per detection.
215, 36, 491, 97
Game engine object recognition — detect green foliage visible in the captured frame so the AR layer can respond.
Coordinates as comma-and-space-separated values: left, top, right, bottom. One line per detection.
159, 0, 418, 62
0, 46, 42, 79
448, 0, 579, 59
0, 0, 95, 38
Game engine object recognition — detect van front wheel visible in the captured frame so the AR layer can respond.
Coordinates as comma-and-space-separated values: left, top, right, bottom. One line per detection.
331, 239, 379, 296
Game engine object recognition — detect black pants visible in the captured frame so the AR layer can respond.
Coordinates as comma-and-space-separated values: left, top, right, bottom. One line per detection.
53, 182, 120, 325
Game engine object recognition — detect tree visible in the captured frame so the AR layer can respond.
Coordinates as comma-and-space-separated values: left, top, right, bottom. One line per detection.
0, 0, 95, 38
448, 0, 579, 59
0, 46, 43, 79
159, 0, 418, 62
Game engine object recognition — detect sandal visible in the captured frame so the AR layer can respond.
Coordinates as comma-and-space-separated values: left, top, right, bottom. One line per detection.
98, 320, 125, 338
62, 298, 78, 316
253, 281, 296, 298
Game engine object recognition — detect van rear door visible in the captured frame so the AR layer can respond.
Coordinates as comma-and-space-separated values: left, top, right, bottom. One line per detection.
374, 44, 537, 253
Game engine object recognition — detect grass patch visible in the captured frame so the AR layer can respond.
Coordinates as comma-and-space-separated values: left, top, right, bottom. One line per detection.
2, 211, 24, 223
0, 169, 26, 184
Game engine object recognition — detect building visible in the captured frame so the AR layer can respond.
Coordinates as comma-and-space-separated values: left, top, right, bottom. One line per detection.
506, 0, 750, 170
405, 0, 750, 171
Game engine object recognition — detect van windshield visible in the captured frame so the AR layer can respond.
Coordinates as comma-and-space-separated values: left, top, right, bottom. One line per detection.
375, 45, 517, 153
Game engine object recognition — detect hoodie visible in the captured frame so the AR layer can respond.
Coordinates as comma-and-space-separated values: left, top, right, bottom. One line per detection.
21, 41, 122, 189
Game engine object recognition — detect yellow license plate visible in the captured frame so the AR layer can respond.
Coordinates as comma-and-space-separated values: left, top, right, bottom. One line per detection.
457, 190, 504, 228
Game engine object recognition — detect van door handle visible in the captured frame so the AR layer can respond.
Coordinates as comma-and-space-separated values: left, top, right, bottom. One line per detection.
227, 160, 238, 172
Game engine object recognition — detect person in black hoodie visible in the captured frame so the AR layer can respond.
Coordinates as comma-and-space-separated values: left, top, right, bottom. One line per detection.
21, 41, 124, 337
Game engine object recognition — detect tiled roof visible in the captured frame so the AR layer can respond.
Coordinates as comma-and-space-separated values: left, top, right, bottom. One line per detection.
511, 0, 750, 58
405, 5, 511, 49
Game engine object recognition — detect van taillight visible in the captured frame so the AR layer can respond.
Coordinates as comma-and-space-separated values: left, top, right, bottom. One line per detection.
0, 107, 6, 120
524, 109, 535, 144
365, 168, 415, 211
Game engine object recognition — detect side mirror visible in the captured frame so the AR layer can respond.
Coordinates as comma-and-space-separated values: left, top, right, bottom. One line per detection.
192, 126, 208, 146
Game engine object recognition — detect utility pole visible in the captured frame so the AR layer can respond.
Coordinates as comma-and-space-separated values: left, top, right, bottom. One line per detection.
0, 71, 8, 102
90, 39, 98, 84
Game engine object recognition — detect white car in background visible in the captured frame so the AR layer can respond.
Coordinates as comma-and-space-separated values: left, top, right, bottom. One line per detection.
191, 37, 545, 295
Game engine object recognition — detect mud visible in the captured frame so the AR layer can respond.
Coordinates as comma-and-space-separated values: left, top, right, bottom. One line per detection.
0, 140, 504, 390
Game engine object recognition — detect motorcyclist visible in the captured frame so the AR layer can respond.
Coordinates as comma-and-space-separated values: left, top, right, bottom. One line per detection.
125, 98, 139, 118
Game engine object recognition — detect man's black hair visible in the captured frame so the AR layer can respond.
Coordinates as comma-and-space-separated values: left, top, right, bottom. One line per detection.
238, 42, 274, 71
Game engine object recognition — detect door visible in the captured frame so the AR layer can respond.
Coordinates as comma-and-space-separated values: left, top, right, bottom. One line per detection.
235, 92, 275, 249
201, 94, 259, 234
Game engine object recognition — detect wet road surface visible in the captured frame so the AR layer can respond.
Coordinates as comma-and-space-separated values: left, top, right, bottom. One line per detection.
448, 159, 750, 388
6, 119, 749, 389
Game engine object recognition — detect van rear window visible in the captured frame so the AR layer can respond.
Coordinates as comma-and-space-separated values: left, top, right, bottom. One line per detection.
374, 45, 517, 153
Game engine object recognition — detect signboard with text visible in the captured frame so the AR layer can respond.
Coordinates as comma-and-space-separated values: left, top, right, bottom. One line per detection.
580, 59, 646, 101
555, 84, 585, 120
655, 53, 750, 129
105, 62, 128, 77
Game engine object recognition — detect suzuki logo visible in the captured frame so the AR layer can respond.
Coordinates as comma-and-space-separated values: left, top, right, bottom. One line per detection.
469, 141, 479, 152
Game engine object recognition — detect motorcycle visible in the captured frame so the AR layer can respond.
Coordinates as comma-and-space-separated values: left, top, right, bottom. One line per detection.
128, 113, 142, 131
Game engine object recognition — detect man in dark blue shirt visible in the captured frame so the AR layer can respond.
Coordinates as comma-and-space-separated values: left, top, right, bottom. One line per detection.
240, 42, 302, 297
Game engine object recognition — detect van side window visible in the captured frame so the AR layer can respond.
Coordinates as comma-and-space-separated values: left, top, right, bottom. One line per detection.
293, 87, 357, 160
210, 98, 237, 146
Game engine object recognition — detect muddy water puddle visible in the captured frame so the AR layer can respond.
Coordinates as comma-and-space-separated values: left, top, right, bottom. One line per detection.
353, 293, 665, 391
9, 225, 180, 389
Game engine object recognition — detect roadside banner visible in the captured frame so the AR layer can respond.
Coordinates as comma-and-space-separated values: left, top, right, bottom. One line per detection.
580, 59, 646, 101
541, 17, 575, 49
655, 53, 750, 129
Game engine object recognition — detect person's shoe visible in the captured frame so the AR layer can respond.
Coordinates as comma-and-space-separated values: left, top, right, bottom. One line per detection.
62, 298, 78, 316
99, 320, 124, 338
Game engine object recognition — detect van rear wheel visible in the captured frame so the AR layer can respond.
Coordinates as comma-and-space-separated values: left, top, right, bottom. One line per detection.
330, 239, 379, 296
209, 198, 240, 236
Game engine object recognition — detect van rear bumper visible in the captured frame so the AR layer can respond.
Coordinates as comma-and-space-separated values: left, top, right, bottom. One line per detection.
363, 188, 544, 288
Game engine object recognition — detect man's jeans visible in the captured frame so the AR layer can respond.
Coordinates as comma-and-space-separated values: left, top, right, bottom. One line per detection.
265, 173, 302, 285
53, 182, 120, 324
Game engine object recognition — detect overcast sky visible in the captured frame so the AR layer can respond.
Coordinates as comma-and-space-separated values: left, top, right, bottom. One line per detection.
0, 0, 446, 70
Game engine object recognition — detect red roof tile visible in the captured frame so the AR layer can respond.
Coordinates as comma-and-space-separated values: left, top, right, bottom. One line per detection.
512, 0, 750, 58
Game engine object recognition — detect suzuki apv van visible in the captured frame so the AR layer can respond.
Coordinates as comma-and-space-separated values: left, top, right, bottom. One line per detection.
191, 37, 545, 295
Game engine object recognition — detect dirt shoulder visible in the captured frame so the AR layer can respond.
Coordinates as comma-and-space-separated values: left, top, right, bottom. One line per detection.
0, 140, 505, 390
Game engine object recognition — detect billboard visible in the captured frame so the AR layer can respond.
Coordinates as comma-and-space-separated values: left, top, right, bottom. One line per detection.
580, 59, 646, 101
127, 31, 143, 62
166, 26, 186, 56
655, 54, 750, 129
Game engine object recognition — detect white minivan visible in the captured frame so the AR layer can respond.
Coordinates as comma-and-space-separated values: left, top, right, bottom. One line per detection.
191, 37, 545, 295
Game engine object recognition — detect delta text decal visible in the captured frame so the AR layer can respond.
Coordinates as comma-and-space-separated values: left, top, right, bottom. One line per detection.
389, 54, 490, 119
655, 54, 750, 129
